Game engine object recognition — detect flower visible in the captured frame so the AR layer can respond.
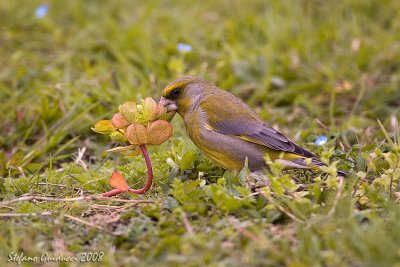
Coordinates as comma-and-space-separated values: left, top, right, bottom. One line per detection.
35, 4, 49, 18
177, 43, 192, 53
93, 97, 174, 153
314, 136, 328, 146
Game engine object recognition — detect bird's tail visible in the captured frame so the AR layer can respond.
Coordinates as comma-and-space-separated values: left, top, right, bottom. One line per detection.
278, 157, 347, 177
307, 158, 347, 177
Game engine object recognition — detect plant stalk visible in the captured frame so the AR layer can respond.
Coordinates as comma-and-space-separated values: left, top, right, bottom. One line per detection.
101, 144, 153, 197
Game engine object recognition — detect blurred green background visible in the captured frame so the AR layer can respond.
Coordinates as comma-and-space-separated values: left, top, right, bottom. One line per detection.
1, 0, 399, 175
1, 0, 400, 266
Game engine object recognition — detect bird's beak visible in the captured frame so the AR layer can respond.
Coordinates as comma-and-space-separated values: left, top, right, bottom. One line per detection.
159, 97, 178, 112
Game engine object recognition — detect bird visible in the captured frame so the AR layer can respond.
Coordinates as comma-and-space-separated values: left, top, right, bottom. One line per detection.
159, 76, 346, 176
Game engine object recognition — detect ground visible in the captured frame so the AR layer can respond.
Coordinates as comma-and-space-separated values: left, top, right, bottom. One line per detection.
1, 0, 400, 266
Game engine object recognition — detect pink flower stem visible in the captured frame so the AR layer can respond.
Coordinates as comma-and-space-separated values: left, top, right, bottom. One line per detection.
101, 188, 124, 197
127, 144, 153, 194
101, 144, 154, 197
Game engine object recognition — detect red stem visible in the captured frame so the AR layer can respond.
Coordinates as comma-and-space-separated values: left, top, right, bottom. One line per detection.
127, 144, 153, 194
101, 144, 154, 197
101, 188, 124, 197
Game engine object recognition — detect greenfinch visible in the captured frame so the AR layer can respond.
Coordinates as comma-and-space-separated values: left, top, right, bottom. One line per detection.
160, 76, 346, 176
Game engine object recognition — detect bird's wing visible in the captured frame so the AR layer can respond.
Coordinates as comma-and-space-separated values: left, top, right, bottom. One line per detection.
200, 92, 316, 158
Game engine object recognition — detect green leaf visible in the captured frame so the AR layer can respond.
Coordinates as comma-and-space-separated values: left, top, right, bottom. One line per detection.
238, 158, 250, 186
209, 183, 241, 213
109, 131, 127, 142
377, 119, 395, 148
119, 101, 138, 123
7, 151, 24, 168
106, 145, 136, 153
170, 179, 207, 214
179, 150, 198, 170
142, 97, 158, 122
0, 150, 6, 177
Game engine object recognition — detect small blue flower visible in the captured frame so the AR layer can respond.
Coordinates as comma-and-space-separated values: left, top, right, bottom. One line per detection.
314, 136, 328, 146
177, 43, 192, 53
35, 4, 49, 18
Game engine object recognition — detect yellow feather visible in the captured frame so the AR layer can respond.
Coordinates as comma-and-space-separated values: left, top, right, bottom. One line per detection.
162, 76, 202, 97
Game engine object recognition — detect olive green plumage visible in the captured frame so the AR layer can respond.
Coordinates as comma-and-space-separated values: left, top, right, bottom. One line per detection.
160, 76, 346, 176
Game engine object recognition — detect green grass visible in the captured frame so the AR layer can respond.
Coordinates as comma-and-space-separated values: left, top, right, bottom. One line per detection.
1, 0, 400, 266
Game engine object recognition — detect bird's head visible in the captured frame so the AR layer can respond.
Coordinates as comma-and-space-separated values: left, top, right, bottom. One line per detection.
160, 76, 212, 117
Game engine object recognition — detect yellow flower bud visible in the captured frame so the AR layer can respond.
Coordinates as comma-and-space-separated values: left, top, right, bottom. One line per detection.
92, 120, 116, 134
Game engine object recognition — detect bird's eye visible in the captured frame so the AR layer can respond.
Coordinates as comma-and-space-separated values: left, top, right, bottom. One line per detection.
168, 88, 181, 99
171, 88, 181, 95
